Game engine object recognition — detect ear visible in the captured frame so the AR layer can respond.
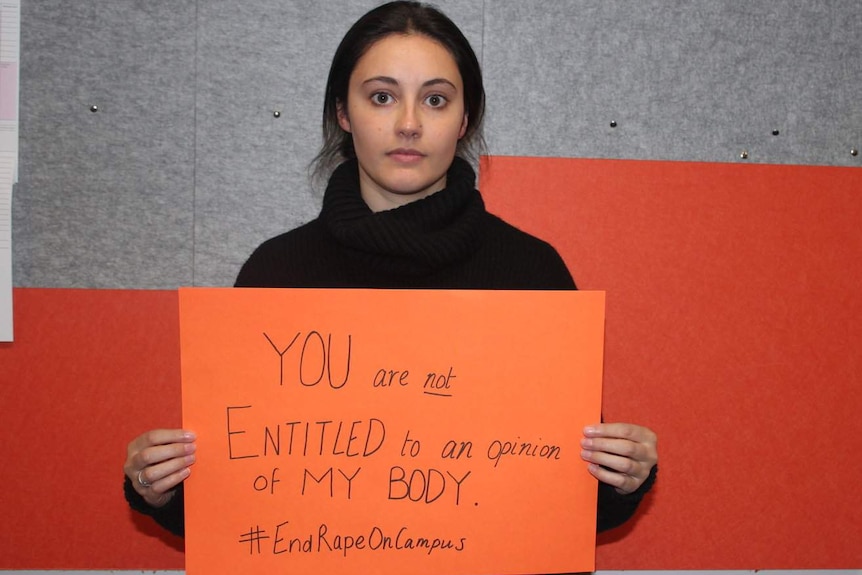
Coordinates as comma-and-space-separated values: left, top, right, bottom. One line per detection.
336, 100, 351, 133
458, 113, 468, 139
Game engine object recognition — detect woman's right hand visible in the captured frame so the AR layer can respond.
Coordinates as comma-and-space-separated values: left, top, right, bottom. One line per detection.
124, 429, 197, 508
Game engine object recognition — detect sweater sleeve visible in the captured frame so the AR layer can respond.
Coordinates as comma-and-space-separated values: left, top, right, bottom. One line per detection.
124, 475, 185, 537
596, 464, 657, 532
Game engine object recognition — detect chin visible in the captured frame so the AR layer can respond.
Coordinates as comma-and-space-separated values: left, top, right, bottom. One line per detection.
384, 178, 443, 197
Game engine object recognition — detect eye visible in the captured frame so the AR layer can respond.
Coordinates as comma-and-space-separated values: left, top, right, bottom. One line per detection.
425, 94, 447, 108
372, 92, 393, 105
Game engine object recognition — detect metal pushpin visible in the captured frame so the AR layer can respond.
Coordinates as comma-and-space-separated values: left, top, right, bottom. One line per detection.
852, 148, 859, 157
609, 120, 617, 128
273, 111, 281, 118
772, 129, 780, 136
90, 105, 99, 113
740, 150, 749, 159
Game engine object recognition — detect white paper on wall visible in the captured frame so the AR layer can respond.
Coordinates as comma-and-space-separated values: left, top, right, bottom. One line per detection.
0, 0, 20, 341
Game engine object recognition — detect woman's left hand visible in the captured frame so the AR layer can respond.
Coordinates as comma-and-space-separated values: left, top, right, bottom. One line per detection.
581, 423, 658, 495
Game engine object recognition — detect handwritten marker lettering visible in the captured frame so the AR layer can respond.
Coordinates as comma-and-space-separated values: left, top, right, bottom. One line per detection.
423, 366, 456, 397
226, 410, 386, 460
387, 467, 471, 505
238, 525, 270, 555
264, 331, 352, 389
486, 437, 562, 468
301, 467, 361, 499
372, 368, 410, 387
440, 440, 473, 460
270, 522, 467, 557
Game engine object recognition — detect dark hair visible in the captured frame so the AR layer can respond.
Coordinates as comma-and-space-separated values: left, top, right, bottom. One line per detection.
311, 1, 486, 184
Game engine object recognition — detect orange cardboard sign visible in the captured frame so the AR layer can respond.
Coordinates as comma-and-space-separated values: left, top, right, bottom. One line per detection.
179, 288, 605, 575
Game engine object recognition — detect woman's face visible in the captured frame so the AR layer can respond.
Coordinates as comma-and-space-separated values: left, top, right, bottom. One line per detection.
338, 33, 468, 212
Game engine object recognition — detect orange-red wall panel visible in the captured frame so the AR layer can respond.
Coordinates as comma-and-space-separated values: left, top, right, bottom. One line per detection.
0, 288, 185, 569
481, 156, 862, 569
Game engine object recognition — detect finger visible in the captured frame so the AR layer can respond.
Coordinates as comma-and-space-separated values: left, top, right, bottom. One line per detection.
124, 441, 196, 486
130, 429, 196, 453
140, 467, 191, 508
140, 440, 197, 467
143, 466, 192, 502
581, 437, 657, 469
141, 489, 175, 508
132, 452, 195, 508
581, 448, 649, 495
581, 435, 640, 458
585, 463, 643, 495
584, 423, 647, 441
137, 449, 196, 487
581, 448, 641, 478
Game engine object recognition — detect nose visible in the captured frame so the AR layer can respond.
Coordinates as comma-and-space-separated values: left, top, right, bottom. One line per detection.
396, 102, 422, 139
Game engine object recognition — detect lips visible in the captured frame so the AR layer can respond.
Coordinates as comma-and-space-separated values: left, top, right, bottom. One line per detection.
387, 148, 426, 162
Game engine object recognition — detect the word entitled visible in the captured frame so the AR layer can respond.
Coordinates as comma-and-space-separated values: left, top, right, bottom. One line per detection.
226, 406, 386, 460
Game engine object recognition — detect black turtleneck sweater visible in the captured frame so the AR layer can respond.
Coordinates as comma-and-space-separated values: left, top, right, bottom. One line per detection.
234, 157, 575, 289
125, 157, 655, 538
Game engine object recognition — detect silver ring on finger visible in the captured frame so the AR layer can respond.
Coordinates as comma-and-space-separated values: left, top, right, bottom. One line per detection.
137, 469, 152, 488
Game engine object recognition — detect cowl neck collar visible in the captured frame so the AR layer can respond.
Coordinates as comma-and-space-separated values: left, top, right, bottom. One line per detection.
321, 157, 486, 276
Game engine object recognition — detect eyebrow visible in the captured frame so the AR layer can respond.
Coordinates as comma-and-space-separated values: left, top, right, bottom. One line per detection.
360, 76, 458, 91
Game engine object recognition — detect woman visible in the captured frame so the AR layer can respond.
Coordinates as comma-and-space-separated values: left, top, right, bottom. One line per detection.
124, 0, 657, 540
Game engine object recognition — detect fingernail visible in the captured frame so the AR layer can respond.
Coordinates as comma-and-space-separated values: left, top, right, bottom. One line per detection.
581, 438, 593, 448
584, 426, 597, 435
184, 431, 197, 440
185, 443, 197, 454
580, 449, 591, 460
